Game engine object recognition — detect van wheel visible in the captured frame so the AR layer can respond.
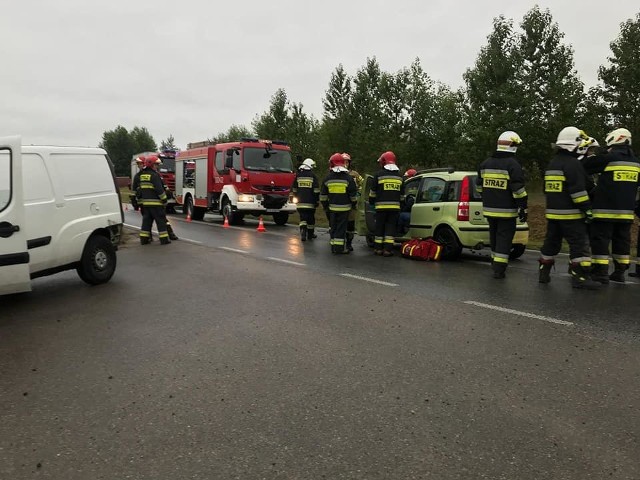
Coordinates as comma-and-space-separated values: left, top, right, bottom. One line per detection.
434, 226, 463, 260
76, 235, 116, 285
510, 243, 526, 260
273, 212, 289, 226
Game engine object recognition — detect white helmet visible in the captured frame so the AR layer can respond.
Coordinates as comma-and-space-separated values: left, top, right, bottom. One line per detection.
496, 131, 522, 153
555, 126, 590, 152
605, 128, 632, 147
577, 137, 599, 156
300, 158, 316, 170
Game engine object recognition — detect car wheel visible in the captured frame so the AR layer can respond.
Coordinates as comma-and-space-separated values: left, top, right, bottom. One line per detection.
509, 243, 526, 260
434, 226, 463, 260
76, 235, 117, 285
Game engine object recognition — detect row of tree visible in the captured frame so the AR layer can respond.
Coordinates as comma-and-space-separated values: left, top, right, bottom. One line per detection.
101, 7, 640, 180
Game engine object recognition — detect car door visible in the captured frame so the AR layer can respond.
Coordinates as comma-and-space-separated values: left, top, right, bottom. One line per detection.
407, 176, 446, 238
0, 136, 31, 295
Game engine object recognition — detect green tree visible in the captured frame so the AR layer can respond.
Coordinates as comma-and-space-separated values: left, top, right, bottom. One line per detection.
210, 124, 254, 143
577, 86, 610, 144
99, 126, 135, 176
252, 88, 289, 142
130, 126, 157, 154
514, 6, 583, 174
462, 16, 521, 164
320, 64, 354, 161
160, 134, 178, 151
599, 12, 640, 153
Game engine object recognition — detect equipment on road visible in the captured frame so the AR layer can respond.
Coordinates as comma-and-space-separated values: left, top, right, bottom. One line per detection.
257, 216, 266, 232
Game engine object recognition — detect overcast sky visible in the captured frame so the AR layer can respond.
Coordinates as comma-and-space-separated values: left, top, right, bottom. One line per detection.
1, 0, 638, 149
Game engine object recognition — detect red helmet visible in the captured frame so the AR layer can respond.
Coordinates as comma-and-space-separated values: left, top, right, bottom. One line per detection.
144, 155, 158, 168
404, 168, 417, 178
378, 151, 397, 167
329, 153, 346, 168
135, 155, 145, 164
341, 153, 351, 161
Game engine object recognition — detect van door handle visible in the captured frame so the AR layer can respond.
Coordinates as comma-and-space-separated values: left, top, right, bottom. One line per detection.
0, 221, 20, 238
432, 207, 440, 211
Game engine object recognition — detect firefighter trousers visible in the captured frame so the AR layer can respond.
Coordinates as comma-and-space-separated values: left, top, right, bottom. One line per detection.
488, 217, 516, 268
328, 210, 349, 253
541, 219, 591, 263
590, 221, 631, 267
141, 206, 169, 242
374, 210, 399, 252
298, 208, 316, 230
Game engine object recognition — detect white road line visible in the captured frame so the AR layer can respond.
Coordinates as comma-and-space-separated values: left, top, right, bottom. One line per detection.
219, 246, 249, 254
267, 257, 306, 267
124, 223, 202, 244
339, 273, 399, 287
463, 300, 573, 326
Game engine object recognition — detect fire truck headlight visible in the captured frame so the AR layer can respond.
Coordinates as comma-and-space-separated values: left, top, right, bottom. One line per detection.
238, 194, 254, 203
290, 196, 298, 204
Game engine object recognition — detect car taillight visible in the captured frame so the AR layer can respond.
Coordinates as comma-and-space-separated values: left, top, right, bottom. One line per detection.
457, 176, 470, 221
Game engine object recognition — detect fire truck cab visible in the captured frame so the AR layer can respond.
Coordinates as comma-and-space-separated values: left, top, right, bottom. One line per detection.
129, 149, 178, 212
175, 138, 296, 225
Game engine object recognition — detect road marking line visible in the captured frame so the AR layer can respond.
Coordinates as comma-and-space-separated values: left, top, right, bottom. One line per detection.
124, 224, 201, 244
179, 238, 203, 245
219, 246, 249, 254
340, 273, 398, 287
463, 300, 573, 326
267, 257, 306, 267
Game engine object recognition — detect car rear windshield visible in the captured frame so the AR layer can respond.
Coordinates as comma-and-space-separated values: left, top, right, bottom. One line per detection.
449, 175, 482, 201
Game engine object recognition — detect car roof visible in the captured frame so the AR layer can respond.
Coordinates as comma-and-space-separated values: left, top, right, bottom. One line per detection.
414, 169, 476, 181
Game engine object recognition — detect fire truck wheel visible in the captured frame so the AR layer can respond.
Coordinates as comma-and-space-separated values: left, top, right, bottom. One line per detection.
222, 199, 236, 225
273, 212, 289, 226
184, 196, 194, 219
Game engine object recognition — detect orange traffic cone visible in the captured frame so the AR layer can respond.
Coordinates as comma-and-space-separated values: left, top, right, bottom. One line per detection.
257, 216, 266, 232
223, 216, 230, 228
186, 212, 192, 223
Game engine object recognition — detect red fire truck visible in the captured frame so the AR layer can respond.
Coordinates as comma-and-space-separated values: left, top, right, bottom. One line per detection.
129, 149, 178, 212
174, 138, 297, 225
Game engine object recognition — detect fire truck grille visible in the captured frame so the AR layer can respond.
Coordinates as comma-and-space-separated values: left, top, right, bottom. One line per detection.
255, 185, 288, 192
263, 194, 288, 209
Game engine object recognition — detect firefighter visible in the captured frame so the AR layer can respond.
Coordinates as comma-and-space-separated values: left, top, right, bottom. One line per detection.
369, 151, 404, 257
292, 158, 320, 241
154, 157, 179, 241
320, 153, 358, 254
132, 155, 171, 245
538, 127, 600, 289
404, 168, 417, 178
577, 138, 601, 200
582, 128, 639, 284
476, 131, 528, 279
343, 153, 363, 251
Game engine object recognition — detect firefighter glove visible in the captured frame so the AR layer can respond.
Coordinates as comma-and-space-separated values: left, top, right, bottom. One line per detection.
584, 209, 593, 224
517, 207, 528, 223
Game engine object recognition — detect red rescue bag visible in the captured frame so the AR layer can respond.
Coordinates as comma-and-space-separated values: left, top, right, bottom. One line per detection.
400, 238, 443, 261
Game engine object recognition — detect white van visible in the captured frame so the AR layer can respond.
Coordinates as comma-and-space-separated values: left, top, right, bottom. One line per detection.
0, 136, 123, 295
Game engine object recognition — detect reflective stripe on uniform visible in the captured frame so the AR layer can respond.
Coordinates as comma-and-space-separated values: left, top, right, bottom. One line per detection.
545, 208, 583, 220
592, 209, 634, 220
591, 255, 609, 265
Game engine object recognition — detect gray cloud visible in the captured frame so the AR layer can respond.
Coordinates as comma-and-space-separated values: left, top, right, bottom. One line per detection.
1, 0, 635, 148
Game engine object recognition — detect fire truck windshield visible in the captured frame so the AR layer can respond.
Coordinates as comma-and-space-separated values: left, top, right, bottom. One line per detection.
243, 147, 293, 173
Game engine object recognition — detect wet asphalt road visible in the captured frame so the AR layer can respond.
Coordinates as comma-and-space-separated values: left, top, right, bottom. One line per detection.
1, 209, 640, 479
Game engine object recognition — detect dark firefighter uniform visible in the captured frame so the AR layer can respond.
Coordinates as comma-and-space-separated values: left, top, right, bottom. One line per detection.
369, 168, 405, 256
346, 167, 364, 251
292, 168, 320, 241
539, 149, 596, 288
477, 151, 527, 278
320, 171, 357, 254
583, 145, 640, 283
132, 165, 170, 245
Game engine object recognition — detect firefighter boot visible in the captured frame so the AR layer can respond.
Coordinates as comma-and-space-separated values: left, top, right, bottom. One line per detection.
570, 263, 601, 290
140, 236, 151, 245
307, 227, 317, 240
167, 223, 179, 241
609, 261, 627, 283
492, 261, 507, 279
538, 258, 554, 284
300, 225, 307, 242
346, 233, 354, 252
160, 235, 171, 245
590, 264, 610, 284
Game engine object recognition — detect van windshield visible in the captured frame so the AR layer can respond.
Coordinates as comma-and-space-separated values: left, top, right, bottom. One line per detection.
244, 147, 293, 173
